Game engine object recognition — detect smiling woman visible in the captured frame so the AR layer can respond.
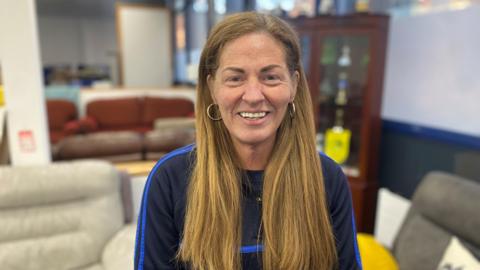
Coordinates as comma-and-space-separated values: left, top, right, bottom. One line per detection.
135, 12, 362, 270
208, 32, 298, 170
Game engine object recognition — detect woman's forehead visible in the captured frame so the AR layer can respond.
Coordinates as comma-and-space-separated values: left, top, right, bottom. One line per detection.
217, 32, 287, 69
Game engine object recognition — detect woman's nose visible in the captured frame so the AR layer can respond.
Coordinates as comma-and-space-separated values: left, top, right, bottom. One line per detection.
242, 78, 264, 104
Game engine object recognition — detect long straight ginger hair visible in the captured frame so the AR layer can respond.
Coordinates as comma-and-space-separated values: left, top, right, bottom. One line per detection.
178, 12, 338, 270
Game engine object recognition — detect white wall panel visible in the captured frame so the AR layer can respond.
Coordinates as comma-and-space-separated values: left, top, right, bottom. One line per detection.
382, 5, 480, 137
117, 5, 172, 88
0, 0, 51, 165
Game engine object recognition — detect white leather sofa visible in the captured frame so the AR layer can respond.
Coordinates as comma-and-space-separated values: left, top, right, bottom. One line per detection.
0, 160, 136, 270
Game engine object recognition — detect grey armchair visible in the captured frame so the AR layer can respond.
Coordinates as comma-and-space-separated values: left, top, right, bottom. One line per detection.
392, 171, 480, 269
0, 160, 136, 270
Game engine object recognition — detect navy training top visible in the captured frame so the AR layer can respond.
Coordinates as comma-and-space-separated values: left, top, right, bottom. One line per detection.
134, 144, 363, 270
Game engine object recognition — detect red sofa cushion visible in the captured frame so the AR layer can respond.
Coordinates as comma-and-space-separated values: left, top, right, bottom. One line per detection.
86, 98, 142, 129
63, 120, 82, 136
142, 97, 194, 126
77, 116, 99, 132
46, 99, 77, 131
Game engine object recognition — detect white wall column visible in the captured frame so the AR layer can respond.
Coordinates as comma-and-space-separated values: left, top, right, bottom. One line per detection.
0, 0, 51, 165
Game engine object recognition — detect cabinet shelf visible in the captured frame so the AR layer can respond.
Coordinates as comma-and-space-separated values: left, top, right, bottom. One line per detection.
290, 14, 389, 233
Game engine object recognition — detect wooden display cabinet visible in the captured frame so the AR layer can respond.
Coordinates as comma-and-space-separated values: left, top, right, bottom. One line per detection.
290, 14, 389, 232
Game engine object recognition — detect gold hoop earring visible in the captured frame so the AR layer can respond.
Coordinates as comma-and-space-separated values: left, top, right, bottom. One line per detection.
289, 102, 296, 119
207, 104, 222, 121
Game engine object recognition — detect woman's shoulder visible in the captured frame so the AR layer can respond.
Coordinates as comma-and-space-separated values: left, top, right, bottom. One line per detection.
318, 152, 343, 178
318, 152, 350, 205
154, 143, 195, 166
148, 144, 196, 188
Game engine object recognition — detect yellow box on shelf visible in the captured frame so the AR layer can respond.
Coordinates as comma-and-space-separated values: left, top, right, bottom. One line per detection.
324, 126, 351, 164
0, 85, 5, 106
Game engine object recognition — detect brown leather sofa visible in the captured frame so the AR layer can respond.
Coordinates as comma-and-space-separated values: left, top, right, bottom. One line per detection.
51, 97, 195, 162
82, 96, 194, 133
46, 99, 78, 144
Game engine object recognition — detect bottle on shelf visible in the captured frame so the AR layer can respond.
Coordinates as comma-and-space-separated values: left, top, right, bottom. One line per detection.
335, 72, 348, 105
324, 109, 351, 164
337, 45, 352, 67
320, 76, 334, 101
355, 0, 369, 13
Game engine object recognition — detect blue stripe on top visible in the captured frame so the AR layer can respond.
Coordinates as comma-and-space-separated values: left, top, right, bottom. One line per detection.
240, 244, 264, 254
135, 144, 195, 270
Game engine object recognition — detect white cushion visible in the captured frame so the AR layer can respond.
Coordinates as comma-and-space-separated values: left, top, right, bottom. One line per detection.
437, 237, 480, 270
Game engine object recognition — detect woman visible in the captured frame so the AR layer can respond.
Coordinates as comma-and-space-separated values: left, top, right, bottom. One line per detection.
134, 12, 362, 270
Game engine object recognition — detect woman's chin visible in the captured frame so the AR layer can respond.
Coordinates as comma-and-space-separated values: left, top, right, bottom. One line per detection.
232, 133, 276, 149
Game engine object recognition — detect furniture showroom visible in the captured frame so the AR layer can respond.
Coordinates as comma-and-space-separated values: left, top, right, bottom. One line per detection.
1, 1, 479, 269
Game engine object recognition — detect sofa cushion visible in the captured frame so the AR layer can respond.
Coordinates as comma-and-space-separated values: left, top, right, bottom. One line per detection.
87, 98, 142, 129
410, 172, 480, 247
154, 117, 195, 130
98, 125, 151, 134
437, 237, 480, 270
142, 97, 194, 126
102, 224, 136, 270
64, 120, 82, 135
47, 99, 78, 143
144, 128, 195, 153
57, 131, 143, 160
0, 161, 125, 270
46, 99, 77, 131
393, 212, 450, 270
78, 116, 99, 133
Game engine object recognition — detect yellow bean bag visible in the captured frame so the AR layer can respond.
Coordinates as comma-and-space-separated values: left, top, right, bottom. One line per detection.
357, 233, 399, 270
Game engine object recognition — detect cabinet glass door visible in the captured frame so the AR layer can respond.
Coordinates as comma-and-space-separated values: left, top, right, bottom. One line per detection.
300, 34, 312, 75
316, 35, 370, 177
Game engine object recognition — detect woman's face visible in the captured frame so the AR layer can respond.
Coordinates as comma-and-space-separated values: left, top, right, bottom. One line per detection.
209, 32, 298, 150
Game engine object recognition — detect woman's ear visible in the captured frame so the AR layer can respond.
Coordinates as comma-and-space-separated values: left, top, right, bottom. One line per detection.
290, 71, 299, 102
207, 74, 217, 103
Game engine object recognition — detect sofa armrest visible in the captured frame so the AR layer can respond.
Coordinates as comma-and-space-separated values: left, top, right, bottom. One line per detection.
153, 117, 195, 130
102, 224, 136, 270
63, 117, 99, 135
63, 120, 82, 136
78, 116, 99, 133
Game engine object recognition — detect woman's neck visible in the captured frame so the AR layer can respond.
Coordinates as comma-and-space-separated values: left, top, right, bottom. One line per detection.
233, 138, 275, 171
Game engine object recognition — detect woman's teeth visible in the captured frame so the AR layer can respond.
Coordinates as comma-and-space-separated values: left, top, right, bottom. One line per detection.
239, 112, 267, 119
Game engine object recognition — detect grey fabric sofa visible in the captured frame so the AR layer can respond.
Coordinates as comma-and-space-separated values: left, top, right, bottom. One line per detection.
0, 160, 136, 270
392, 171, 480, 269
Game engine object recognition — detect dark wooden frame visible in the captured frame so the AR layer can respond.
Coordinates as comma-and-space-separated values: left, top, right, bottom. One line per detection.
290, 14, 389, 232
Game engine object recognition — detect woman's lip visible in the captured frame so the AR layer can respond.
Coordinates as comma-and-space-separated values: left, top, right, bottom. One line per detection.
237, 112, 270, 125
237, 111, 269, 114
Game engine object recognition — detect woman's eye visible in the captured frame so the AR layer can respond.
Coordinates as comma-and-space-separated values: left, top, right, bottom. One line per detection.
223, 75, 244, 86
263, 74, 281, 83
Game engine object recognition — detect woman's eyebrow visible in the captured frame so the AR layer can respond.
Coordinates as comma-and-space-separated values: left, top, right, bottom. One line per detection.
260, 64, 283, 73
221, 64, 283, 74
221, 67, 245, 74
